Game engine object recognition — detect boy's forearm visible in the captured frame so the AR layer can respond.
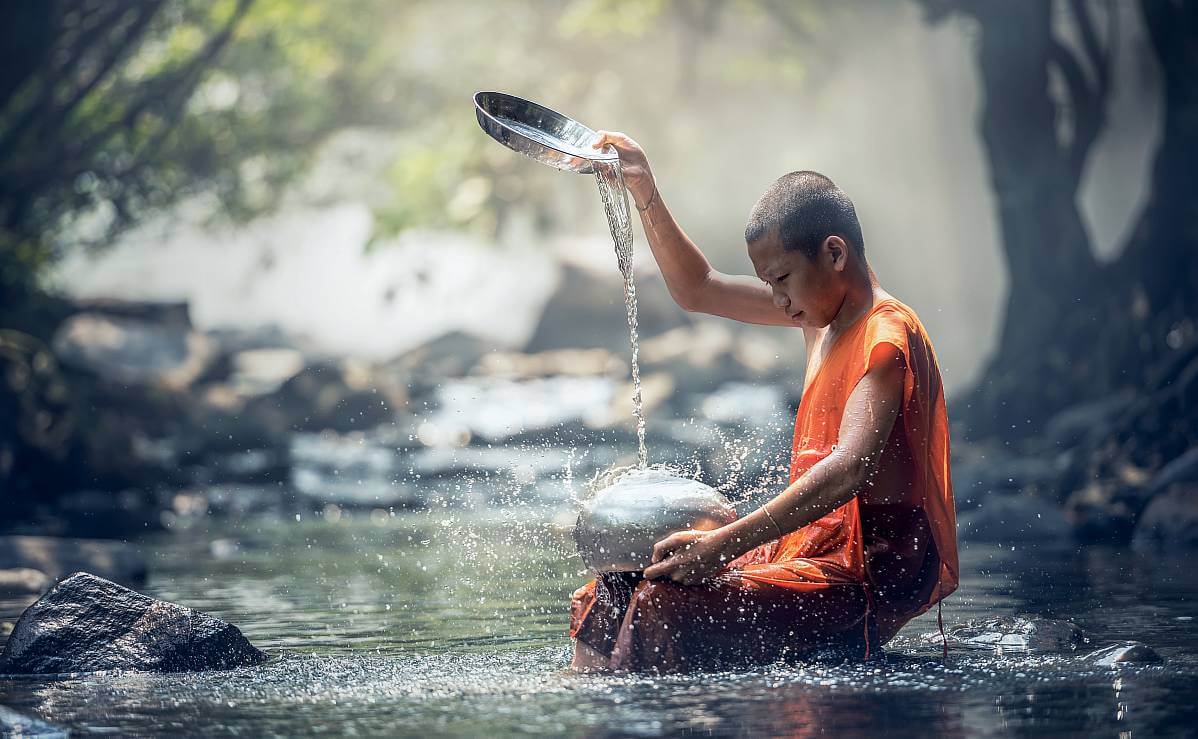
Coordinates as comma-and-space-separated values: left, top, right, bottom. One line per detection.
713, 451, 865, 560
637, 188, 715, 311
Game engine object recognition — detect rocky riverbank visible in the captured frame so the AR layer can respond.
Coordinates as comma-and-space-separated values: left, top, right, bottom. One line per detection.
2, 277, 1196, 566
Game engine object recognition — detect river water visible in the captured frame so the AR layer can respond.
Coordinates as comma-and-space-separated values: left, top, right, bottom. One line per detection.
1, 505, 1196, 737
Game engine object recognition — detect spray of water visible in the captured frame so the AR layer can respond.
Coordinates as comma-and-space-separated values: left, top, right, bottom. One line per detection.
592, 160, 647, 468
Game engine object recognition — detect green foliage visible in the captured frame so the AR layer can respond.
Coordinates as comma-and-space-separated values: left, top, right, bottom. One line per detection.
0, 0, 821, 299
0, 0, 394, 296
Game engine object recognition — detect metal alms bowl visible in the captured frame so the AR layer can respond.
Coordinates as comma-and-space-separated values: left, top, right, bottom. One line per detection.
474, 91, 618, 174
573, 469, 739, 573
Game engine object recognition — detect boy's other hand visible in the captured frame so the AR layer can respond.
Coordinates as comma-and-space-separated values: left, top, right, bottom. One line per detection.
643, 529, 729, 585
592, 131, 656, 208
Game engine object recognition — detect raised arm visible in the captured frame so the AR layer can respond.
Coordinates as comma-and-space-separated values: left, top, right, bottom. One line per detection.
592, 131, 790, 327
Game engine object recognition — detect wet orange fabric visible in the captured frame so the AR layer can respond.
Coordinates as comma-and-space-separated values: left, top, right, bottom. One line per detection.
570, 297, 958, 671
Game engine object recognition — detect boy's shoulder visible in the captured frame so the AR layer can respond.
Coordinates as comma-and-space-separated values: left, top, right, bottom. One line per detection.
873, 296, 928, 337
865, 297, 941, 366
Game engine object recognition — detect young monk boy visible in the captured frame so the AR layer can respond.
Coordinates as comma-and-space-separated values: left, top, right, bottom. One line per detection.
568, 132, 959, 673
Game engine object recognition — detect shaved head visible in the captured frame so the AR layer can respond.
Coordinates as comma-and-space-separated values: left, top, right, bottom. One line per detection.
744, 171, 864, 259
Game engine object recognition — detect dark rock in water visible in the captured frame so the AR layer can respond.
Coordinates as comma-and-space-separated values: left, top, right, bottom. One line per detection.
955, 493, 1072, 543
1087, 641, 1163, 667
0, 572, 266, 674
927, 616, 1084, 653
0, 536, 147, 587
0, 704, 67, 737
0, 568, 51, 596
1132, 484, 1198, 551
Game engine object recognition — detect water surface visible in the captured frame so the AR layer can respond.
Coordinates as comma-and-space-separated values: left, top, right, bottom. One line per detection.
1, 509, 1196, 737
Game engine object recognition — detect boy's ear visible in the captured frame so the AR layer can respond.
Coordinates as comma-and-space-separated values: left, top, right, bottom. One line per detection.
825, 235, 848, 271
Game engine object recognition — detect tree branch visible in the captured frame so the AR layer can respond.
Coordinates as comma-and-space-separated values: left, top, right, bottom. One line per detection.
1068, 0, 1112, 93
1047, 38, 1104, 182
0, 4, 145, 159
16, 0, 253, 193
756, 0, 813, 43
42, 2, 166, 145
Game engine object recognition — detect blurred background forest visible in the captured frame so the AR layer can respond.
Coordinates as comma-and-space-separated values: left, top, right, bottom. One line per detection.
1, 0, 1195, 550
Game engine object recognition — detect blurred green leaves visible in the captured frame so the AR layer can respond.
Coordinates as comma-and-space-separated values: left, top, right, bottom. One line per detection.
0, 0, 821, 301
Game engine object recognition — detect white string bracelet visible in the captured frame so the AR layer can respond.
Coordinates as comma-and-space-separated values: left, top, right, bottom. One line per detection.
760, 505, 784, 539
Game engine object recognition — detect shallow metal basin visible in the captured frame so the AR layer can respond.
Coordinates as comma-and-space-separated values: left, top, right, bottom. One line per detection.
473, 91, 618, 174
573, 469, 739, 573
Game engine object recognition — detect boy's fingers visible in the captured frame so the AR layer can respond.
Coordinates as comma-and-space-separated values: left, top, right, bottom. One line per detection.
592, 130, 636, 152
651, 535, 679, 563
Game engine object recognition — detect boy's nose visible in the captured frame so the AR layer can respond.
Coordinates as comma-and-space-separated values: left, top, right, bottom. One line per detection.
773, 291, 790, 309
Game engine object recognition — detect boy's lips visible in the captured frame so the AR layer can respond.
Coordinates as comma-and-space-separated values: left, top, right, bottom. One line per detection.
789, 311, 804, 323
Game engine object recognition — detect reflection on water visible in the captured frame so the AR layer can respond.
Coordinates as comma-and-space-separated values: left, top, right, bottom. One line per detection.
1, 509, 1196, 737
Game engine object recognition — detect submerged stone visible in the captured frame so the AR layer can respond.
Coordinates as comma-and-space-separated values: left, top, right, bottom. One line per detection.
1087, 641, 1163, 667
0, 705, 67, 738
574, 468, 738, 572
0, 572, 266, 674
928, 615, 1084, 653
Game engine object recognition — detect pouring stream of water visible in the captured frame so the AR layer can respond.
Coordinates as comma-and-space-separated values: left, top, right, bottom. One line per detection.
592, 160, 647, 468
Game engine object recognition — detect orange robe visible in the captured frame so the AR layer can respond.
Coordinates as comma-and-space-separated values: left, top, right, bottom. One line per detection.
569, 297, 959, 672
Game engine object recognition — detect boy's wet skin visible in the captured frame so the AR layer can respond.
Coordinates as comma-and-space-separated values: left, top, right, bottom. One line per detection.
570, 132, 957, 673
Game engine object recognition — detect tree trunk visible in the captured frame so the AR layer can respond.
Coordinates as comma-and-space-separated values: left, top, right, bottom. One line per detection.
952, 0, 1106, 435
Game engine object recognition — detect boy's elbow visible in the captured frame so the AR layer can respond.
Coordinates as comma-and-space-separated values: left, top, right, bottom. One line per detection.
839, 450, 875, 491
675, 291, 703, 313
671, 274, 712, 313
668, 285, 701, 313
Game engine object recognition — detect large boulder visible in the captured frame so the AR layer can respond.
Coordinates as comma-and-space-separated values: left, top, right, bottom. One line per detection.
0, 329, 77, 520
1042, 392, 1135, 449
52, 312, 216, 390
955, 492, 1072, 543
0, 536, 147, 587
246, 360, 397, 433
524, 265, 689, 354
1132, 484, 1198, 551
1147, 448, 1198, 494
0, 572, 266, 674
390, 330, 502, 381
67, 297, 193, 329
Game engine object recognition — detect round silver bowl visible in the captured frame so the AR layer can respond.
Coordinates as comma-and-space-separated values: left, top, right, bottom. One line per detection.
474, 91, 618, 174
573, 469, 739, 573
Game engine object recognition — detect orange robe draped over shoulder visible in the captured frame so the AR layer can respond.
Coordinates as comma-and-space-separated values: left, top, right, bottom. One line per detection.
569, 297, 959, 672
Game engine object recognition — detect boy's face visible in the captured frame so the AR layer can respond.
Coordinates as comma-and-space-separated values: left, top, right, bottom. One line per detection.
747, 229, 849, 330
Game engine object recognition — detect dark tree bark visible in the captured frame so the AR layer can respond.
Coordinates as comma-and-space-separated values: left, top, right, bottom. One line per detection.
925, 0, 1196, 439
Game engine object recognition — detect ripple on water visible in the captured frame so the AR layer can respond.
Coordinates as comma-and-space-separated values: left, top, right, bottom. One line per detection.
3, 643, 1194, 737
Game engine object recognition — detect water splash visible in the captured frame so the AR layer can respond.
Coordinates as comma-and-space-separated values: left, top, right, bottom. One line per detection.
593, 160, 647, 468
